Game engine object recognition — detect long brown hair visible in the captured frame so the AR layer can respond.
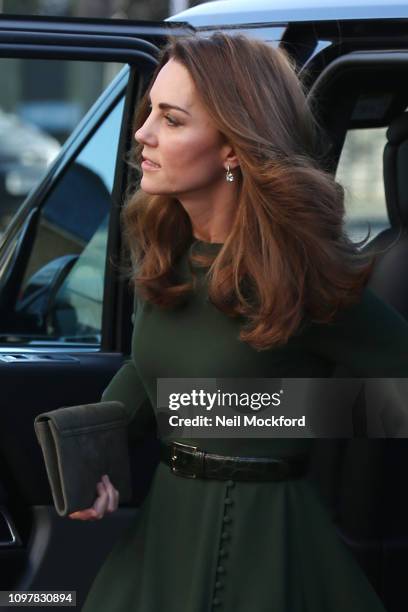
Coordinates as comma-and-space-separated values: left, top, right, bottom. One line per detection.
121, 32, 372, 351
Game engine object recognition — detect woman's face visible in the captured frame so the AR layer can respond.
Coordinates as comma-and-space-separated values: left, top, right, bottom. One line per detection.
134, 58, 230, 197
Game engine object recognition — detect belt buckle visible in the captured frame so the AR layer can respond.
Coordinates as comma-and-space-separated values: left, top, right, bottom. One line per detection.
171, 441, 199, 479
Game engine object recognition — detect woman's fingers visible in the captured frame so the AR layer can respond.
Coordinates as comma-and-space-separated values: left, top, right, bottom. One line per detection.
67, 475, 119, 520
102, 475, 119, 512
93, 482, 108, 517
68, 483, 107, 520
68, 508, 98, 520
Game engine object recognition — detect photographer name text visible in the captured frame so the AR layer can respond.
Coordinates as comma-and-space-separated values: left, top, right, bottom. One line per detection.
168, 414, 306, 428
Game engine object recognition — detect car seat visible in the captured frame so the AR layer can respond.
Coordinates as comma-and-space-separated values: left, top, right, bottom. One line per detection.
366, 111, 408, 319
308, 112, 408, 611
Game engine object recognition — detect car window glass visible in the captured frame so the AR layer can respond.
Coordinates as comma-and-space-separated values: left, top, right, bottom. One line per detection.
13, 95, 125, 346
0, 58, 123, 237
336, 127, 388, 244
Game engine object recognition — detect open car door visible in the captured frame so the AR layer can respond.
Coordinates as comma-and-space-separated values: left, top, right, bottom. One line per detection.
0, 14, 193, 609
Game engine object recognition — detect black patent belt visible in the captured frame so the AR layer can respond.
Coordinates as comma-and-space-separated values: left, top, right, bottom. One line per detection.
159, 441, 309, 481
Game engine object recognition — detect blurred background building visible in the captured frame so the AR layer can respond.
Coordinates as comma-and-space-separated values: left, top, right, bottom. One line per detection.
0, 0, 203, 21
0, 0, 208, 232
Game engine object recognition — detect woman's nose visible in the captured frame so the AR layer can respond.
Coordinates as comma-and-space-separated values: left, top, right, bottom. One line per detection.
135, 118, 157, 146
134, 126, 144, 144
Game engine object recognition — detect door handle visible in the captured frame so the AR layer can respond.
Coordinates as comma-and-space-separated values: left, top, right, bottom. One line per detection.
0, 353, 79, 363
0, 505, 22, 547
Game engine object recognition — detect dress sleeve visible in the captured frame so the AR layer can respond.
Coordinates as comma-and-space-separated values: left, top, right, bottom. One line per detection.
101, 295, 156, 443
304, 287, 408, 376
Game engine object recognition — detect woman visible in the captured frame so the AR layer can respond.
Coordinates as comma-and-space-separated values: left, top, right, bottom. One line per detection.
78, 33, 408, 611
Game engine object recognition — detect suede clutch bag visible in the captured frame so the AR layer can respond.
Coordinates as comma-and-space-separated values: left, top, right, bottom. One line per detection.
34, 400, 132, 517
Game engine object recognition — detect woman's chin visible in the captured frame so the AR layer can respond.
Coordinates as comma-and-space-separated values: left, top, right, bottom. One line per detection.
140, 180, 178, 197
139, 179, 164, 195
141, 188, 172, 196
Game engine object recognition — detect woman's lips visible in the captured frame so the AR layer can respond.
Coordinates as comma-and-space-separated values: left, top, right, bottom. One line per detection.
141, 158, 161, 170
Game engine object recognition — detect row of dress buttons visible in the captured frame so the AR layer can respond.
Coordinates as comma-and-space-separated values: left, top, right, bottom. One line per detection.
212, 480, 235, 608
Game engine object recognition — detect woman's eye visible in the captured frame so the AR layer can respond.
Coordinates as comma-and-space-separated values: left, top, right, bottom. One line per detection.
146, 103, 179, 126
164, 115, 178, 127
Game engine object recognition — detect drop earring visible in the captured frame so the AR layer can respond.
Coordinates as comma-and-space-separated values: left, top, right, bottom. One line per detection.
225, 164, 234, 183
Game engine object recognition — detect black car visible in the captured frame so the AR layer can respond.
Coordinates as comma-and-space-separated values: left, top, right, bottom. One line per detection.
0, 3, 407, 611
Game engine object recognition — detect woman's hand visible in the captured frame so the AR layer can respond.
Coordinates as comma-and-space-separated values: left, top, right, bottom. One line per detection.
68, 474, 119, 520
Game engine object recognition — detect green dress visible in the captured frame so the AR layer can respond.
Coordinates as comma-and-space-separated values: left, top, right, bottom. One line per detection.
82, 238, 408, 612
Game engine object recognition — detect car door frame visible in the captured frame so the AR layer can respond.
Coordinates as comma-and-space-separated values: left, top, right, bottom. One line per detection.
0, 15, 194, 605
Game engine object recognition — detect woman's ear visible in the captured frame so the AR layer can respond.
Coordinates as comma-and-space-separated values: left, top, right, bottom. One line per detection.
225, 155, 240, 171
221, 142, 240, 170
223, 152, 240, 171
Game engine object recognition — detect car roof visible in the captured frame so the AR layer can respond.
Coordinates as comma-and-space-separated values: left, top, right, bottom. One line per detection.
167, 0, 408, 28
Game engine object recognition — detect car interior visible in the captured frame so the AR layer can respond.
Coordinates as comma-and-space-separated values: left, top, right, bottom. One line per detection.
304, 49, 408, 611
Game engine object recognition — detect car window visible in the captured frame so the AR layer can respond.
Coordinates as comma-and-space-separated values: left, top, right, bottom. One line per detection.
0, 58, 123, 237
336, 127, 389, 244
13, 96, 125, 346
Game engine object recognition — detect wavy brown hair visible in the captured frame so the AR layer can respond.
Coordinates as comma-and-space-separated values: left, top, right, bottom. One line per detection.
121, 32, 373, 351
